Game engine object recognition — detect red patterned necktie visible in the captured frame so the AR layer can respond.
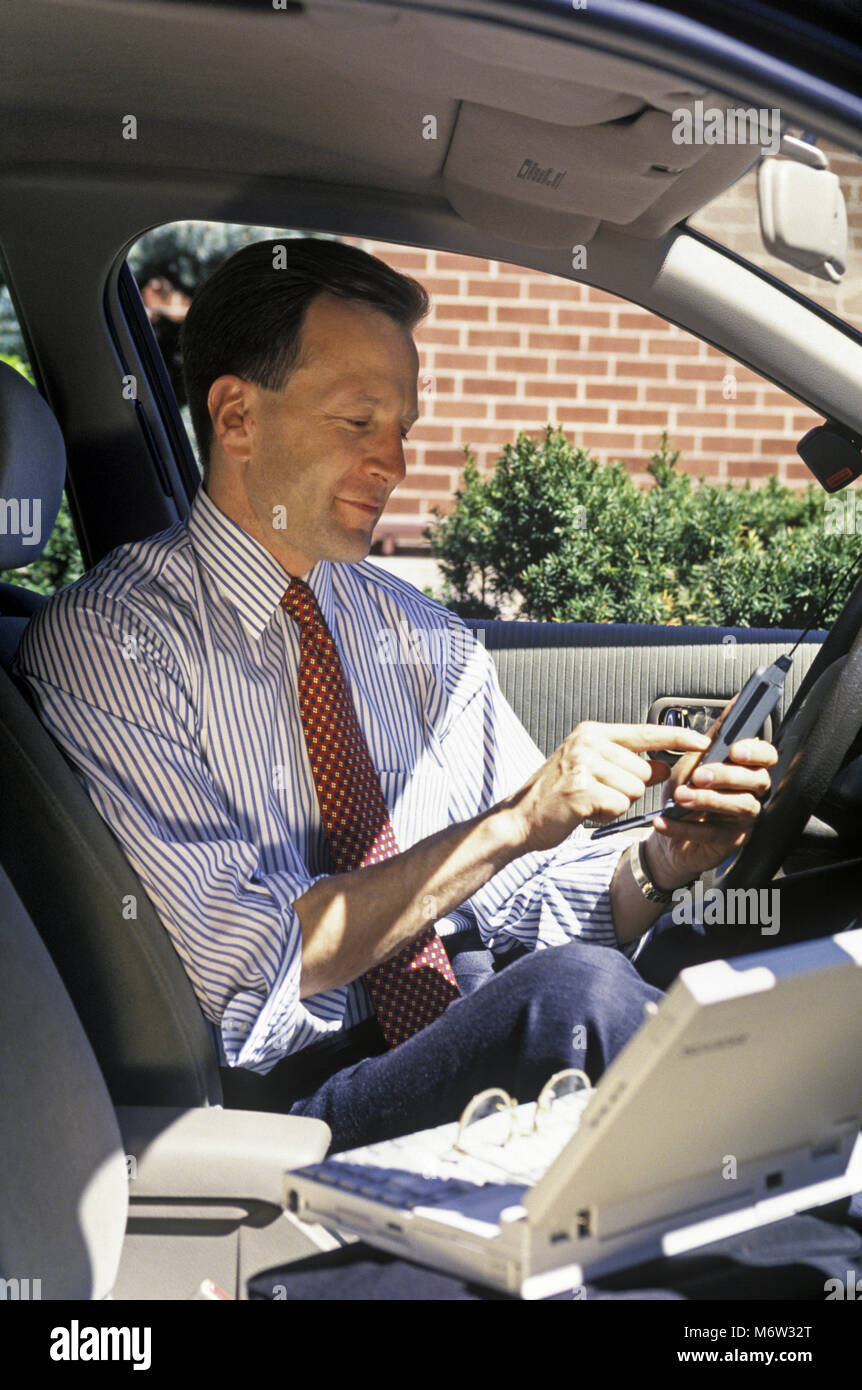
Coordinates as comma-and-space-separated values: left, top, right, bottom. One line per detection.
280, 576, 460, 1048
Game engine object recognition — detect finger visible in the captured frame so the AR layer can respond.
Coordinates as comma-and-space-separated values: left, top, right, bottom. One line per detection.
653, 815, 750, 847
584, 778, 642, 823
594, 724, 712, 756
672, 785, 763, 819
689, 764, 773, 797
593, 740, 671, 787
589, 754, 654, 805
645, 758, 673, 787
725, 738, 779, 766
560, 763, 636, 821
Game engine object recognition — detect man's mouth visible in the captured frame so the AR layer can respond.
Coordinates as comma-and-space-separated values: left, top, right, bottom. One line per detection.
338, 497, 381, 516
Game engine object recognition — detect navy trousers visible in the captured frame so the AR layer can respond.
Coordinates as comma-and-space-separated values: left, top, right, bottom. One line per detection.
284, 859, 861, 1152
288, 933, 663, 1152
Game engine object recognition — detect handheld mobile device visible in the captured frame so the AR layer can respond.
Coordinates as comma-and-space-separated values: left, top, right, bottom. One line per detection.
589, 655, 792, 839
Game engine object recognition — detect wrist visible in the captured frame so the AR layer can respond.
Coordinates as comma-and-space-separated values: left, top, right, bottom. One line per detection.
641, 833, 683, 895
484, 802, 529, 863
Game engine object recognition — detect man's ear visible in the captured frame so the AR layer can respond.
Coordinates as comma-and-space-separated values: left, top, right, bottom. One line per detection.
208, 375, 257, 463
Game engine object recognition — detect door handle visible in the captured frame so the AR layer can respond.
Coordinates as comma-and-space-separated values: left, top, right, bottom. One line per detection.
647, 697, 773, 757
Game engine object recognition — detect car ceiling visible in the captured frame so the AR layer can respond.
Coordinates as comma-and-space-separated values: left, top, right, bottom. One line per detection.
1, 0, 763, 249
3, 0, 862, 566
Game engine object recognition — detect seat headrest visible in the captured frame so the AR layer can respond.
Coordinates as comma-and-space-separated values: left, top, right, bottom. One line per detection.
0, 361, 66, 568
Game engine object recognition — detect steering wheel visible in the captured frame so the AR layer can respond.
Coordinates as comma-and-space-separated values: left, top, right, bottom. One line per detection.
716, 569, 862, 891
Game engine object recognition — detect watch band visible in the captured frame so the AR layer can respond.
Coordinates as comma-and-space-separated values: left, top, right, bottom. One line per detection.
628, 838, 676, 906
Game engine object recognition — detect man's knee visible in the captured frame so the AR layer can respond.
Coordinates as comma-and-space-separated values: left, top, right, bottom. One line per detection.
515, 938, 657, 1007
512, 940, 662, 1078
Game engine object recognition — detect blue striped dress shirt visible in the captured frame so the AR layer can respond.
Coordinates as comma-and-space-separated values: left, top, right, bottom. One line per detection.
13, 486, 630, 1074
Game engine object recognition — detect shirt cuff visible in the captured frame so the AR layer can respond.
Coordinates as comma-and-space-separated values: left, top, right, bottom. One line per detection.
218, 874, 350, 1074
464, 823, 629, 954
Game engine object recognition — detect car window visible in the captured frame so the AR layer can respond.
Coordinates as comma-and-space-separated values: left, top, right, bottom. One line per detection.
0, 263, 84, 596
127, 222, 842, 628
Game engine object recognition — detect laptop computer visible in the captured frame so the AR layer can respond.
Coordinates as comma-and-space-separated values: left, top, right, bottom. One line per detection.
284, 929, 862, 1299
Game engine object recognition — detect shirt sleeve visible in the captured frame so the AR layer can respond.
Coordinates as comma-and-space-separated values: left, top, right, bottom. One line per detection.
433, 623, 635, 955
12, 589, 351, 1075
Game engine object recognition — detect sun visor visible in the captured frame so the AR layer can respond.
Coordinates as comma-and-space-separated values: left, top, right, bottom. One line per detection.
443, 101, 756, 248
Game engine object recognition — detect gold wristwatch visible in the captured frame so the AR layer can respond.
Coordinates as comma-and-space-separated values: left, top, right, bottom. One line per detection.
628, 838, 677, 906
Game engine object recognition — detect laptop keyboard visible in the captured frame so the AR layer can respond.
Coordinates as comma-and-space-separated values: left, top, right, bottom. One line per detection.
290, 1160, 528, 1223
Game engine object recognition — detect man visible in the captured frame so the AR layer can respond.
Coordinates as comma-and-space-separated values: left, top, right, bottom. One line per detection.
13, 239, 776, 1150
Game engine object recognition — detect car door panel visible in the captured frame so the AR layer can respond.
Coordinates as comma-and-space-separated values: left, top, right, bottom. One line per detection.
471, 620, 824, 815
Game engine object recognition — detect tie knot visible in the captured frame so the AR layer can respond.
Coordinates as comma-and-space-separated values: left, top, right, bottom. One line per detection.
280, 577, 326, 634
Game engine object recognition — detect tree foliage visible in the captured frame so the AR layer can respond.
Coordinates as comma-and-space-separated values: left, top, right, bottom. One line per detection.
426, 426, 850, 628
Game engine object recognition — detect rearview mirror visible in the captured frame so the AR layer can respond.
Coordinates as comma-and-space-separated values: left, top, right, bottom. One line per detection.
797, 421, 862, 492
758, 136, 847, 283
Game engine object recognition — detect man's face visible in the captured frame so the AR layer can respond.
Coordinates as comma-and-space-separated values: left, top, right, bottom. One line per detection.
215, 291, 420, 575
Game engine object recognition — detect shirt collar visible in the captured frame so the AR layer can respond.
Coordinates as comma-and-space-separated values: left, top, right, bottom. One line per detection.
187, 485, 336, 640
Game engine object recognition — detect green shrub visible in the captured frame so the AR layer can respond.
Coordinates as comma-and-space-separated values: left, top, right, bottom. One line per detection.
0, 353, 85, 596
426, 426, 850, 628
0, 352, 33, 385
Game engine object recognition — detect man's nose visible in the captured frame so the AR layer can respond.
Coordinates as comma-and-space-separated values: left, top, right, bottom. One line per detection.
364, 425, 407, 487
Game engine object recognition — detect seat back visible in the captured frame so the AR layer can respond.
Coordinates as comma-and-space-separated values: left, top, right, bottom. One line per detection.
0, 863, 129, 1299
0, 664, 222, 1106
0, 359, 222, 1107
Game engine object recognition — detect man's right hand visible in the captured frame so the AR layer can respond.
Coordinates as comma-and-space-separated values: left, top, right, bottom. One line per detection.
501, 722, 712, 855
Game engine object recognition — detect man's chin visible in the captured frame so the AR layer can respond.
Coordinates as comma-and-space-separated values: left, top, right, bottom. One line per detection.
327, 526, 375, 565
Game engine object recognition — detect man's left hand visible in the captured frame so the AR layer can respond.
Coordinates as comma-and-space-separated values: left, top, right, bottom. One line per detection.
645, 737, 779, 889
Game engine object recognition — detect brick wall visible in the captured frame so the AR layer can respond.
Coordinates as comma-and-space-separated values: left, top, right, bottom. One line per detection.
352, 237, 826, 553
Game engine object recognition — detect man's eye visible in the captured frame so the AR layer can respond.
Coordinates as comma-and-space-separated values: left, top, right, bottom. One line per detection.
344, 418, 411, 440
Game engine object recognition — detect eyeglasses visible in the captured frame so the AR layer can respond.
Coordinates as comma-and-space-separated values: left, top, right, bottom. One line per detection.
451, 1068, 592, 1160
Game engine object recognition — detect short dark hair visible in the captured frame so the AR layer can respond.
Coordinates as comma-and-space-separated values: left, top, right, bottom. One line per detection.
180, 237, 429, 476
